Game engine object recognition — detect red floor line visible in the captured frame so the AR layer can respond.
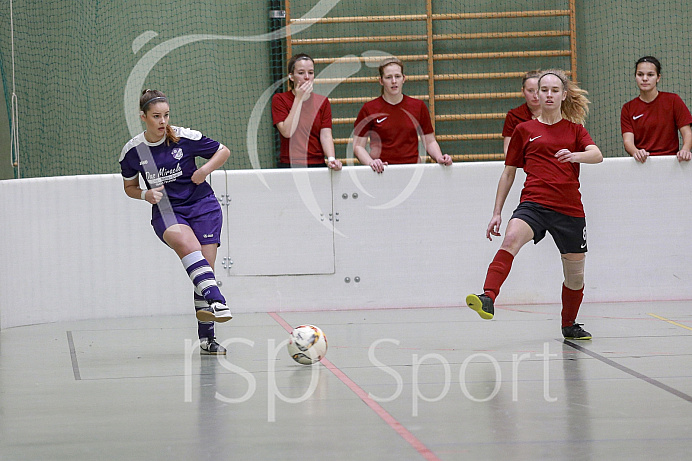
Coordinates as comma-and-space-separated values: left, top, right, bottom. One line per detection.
268, 312, 441, 461
250, 297, 692, 316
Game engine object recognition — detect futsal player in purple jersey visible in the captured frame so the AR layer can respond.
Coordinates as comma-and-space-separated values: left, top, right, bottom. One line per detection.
119, 89, 232, 355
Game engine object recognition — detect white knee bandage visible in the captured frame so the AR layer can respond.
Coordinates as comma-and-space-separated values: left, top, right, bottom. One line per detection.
561, 256, 585, 290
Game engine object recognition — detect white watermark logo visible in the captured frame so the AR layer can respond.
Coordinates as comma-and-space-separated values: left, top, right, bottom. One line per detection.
184, 338, 559, 422
126, 11, 436, 232
184, 337, 321, 422
125, 0, 344, 137
123, 1, 348, 232
368, 339, 557, 417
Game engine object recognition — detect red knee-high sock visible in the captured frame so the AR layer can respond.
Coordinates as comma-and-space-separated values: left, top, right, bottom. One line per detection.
561, 284, 584, 327
483, 249, 514, 301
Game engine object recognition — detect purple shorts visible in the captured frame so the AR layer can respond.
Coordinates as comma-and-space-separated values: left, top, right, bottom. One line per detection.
151, 194, 223, 247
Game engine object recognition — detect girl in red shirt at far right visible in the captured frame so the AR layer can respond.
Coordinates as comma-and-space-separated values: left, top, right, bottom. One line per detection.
466, 69, 602, 340
621, 56, 692, 163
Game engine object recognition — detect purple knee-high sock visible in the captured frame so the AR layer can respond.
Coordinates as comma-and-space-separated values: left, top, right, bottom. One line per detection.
194, 290, 215, 339
181, 251, 225, 304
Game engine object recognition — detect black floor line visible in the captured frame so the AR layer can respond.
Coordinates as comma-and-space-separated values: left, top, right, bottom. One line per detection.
66, 331, 81, 381
562, 339, 692, 403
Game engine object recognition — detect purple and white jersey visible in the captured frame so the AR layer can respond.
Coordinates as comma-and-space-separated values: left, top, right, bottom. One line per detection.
119, 126, 222, 205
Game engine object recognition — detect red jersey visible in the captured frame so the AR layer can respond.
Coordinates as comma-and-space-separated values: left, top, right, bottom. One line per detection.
507, 119, 595, 217
502, 103, 534, 137
272, 91, 332, 165
620, 92, 692, 156
354, 95, 434, 164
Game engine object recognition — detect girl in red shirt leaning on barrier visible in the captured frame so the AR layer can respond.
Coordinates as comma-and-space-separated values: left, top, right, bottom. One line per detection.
621, 56, 692, 163
353, 57, 452, 173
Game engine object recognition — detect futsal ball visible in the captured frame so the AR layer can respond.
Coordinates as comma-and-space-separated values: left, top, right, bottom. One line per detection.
287, 325, 328, 365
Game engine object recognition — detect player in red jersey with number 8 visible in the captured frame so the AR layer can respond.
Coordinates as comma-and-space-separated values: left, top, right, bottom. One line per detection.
466, 70, 603, 340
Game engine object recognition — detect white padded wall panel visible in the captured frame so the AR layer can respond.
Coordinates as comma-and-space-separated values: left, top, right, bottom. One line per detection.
0, 172, 227, 328
581, 156, 692, 302
223, 169, 335, 276
218, 163, 559, 312
1, 157, 691, 328
332, 163, 500, 308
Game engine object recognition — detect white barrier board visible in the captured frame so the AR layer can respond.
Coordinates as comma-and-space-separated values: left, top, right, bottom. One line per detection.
1, 157, 690, 328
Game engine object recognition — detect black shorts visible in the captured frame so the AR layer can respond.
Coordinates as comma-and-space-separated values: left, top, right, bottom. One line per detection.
510, 201, 587, 254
